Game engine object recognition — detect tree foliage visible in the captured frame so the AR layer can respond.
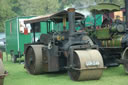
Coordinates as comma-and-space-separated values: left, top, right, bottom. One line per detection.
0, 0, 16, 32
18, 0, 60, 16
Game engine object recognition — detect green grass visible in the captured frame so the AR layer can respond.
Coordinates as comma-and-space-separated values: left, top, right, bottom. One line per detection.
2, 54, 128, 85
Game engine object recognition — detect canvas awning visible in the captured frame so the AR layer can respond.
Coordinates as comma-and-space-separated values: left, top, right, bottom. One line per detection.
24, 10, 85, 24
88, 3, 120, 14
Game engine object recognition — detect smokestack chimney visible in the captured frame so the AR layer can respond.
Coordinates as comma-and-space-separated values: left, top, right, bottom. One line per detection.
68, 8, 75, 35
125, 0, 128, 28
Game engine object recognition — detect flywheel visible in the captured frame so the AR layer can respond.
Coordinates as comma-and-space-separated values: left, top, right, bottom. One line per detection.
68, 49, 104, 81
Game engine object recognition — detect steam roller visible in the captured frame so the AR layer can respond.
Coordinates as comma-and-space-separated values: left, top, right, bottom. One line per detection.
24, 8, 104, 81
25, 44, 104, 81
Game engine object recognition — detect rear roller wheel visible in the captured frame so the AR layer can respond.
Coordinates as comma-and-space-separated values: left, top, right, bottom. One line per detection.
68, 49, 104, 81
122, 47, 128, 74
25, 45, 44, 74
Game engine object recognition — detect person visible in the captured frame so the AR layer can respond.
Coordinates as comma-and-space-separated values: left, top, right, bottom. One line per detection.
102, 19, 109, 27
115, 15, 122, 24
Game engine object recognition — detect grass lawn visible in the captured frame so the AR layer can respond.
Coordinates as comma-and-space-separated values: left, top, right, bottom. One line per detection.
2, 54, 128, 85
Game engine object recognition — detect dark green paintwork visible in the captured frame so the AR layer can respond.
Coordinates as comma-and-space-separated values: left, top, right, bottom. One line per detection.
85, 14, 102, 27
6, 18, 18, 55
94, 27, 123, 47
96, 28, 111, 39
6, 16, 34, 55
101, 35, 123, 47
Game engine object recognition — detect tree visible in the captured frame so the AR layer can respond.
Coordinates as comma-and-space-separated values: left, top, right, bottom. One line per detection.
59, 0, 77, 10
18, 0, 60, 16
0, 0, 16, 32
8, 0, 22, 15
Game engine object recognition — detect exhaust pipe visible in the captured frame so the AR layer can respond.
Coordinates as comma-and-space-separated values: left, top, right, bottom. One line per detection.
68, 8, 75, 36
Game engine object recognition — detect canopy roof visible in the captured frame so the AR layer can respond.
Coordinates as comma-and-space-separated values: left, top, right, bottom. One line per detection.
24, 10, 85, 24
88, 3, 120, 14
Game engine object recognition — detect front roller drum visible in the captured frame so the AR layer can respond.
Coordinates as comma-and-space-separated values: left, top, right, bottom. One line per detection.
68, 49, 104, 81
25, 45, 44, 74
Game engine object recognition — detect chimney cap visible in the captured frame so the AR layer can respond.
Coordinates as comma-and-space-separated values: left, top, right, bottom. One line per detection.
68, 8, 75, 12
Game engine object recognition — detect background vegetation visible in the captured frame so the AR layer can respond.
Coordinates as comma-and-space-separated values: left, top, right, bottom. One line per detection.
0, 0, 125, 32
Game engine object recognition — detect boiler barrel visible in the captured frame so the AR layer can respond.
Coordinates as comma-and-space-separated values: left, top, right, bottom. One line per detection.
101, 35, 123, 47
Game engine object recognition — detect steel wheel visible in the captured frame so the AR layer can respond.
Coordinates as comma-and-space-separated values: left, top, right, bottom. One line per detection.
25, 45, 44, 74
68, 50, 104, 81
68, 52, 81, 81
122, 47, 128, 74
